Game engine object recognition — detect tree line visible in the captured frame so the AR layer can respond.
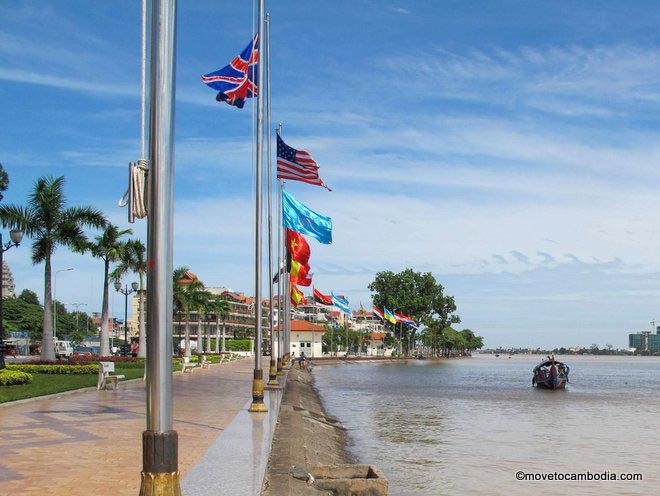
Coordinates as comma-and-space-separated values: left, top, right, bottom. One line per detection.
369, 268, 484, 356
0, 174, 147, 361
3, 289, 94, 344
172, 265, 230, 357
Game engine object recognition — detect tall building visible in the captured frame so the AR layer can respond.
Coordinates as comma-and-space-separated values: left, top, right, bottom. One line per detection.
629, 327, 660, 353
2, 261, 15, 298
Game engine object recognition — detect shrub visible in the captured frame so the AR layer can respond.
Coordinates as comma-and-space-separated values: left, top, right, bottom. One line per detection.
226, 339, 252, 352
0, 369, 33, 386
6, 364, 98, 374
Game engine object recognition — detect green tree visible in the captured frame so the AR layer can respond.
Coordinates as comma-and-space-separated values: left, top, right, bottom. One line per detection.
369, 269, 461, 354
18, 289, 40, 306
0, 176, 106, 360
51, 300, 86, 343
172, 267, 207, 357
459, 329, 483, 354
173, 266, 188, 353
3, 297, 43, 339
111, 239, 147, 358
75, 224, 132, 356
322, 325, 341, 355
208, 297, 230, 352
0, 163, 8, 201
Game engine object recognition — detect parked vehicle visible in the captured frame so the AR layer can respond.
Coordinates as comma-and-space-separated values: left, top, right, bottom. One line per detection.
72, 345, 95, 359
54, 340, 74, 359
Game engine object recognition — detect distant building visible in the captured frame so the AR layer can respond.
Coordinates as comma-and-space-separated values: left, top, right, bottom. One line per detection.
90, 312, 120, 337
629, 327, 660, 353
352, 311, 385, 334
2, 261, 15, 298
277, 319, 326, 358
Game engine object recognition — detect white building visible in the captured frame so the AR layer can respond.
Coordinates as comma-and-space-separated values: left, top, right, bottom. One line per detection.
279, 320, 327, 358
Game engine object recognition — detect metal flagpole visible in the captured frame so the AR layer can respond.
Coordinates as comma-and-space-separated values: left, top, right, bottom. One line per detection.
249, 0, 267, 413
278, 123, 291, 366
265, 13, 278, 386
139, 0, 180, 493
284, 246, 291, 364
276, 170, 283, 374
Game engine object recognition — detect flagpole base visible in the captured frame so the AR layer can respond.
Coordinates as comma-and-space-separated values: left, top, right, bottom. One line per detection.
276, 357, 283, 375
139, 472, 181, 496
248, 369, 268, 412
267, 360, 279, 385
139, 431, 181, 496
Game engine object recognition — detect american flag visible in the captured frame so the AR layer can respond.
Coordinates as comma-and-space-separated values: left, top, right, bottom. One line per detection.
277, 134, 331, 190
201, 35, 258, 109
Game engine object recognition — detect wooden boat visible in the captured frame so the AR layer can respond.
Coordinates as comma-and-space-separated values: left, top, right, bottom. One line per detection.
532, 356, 569, 389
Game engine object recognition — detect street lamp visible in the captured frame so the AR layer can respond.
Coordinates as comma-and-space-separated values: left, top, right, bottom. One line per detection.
0, 229, 23, 370
53, 267, 73, 340
115, 280, 139, 356
68, 303, 87, 339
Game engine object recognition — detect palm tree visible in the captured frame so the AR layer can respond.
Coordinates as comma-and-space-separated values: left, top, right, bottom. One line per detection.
193, 289, 213, 354
210, 297, 230, 353
75, 224, 132, 356
172, 267, 207, 358
0, 176, 106, 361
173, 266, 189, 354
111, 239, 147, 358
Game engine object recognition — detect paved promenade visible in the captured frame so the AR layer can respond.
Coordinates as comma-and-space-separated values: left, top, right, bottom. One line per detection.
0, 358, 257, 496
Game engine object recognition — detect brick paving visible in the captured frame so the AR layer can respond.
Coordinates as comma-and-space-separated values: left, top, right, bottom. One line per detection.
0, 358, 255, 496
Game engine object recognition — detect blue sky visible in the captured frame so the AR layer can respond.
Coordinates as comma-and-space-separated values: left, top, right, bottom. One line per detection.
3, 1, 660, 348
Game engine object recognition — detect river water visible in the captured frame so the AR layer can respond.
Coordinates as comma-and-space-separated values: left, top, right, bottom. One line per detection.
313, 354, 660, 496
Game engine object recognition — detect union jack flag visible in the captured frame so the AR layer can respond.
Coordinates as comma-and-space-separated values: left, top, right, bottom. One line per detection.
201, 35, 258, 109
277, 134, 331, 191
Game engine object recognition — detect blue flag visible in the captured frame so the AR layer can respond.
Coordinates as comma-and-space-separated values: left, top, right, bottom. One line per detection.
282, 190, 332, 244
332, 294, 350, 314
201, 35, 258, 108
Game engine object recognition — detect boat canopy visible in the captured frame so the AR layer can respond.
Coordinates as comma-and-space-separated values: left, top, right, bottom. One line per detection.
533, 360, 570, 374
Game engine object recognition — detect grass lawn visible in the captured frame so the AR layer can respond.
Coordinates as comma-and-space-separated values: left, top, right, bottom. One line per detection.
0, 366, 145, 403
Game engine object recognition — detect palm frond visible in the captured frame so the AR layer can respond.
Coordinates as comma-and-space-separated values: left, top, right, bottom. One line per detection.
29, 176, 65, 216
31, 237, 53, 265
0, 204, 39, 235
61, 206, 107, 231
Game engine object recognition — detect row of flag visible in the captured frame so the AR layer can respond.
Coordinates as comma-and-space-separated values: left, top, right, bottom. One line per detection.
204, 35, 424, 330
202, 35, 334, 308
373, 306, 418, 329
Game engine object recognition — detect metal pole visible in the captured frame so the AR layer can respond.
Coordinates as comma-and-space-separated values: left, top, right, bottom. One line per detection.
277, 123, 287, 368
124, 286, 129, 351
276, 178, 283, 374
249, 0, 267, 413
0, 235, 4, 369
140, 0, 180, 493
265, 13, 278, 386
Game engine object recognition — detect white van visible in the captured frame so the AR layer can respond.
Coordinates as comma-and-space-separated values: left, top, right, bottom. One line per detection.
54, 340, 74, 359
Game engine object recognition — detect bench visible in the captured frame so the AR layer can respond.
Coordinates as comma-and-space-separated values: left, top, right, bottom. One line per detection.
200, 355, 211, 369
97, 361, 126, 390
182, 356, 197, 373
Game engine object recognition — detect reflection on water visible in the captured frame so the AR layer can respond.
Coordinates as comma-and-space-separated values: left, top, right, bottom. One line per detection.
314, 355, 660, 496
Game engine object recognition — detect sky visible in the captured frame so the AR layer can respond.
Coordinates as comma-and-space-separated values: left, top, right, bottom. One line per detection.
3, 1, 660, 349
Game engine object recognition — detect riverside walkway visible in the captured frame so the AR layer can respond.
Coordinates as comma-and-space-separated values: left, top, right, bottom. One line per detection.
0, 357, 275, 496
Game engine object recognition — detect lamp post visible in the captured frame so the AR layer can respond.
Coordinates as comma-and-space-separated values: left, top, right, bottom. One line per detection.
68, 303, 87, 339
53, 267, 73, 340
115, 280, 139, 356
0, 229, 23, 370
